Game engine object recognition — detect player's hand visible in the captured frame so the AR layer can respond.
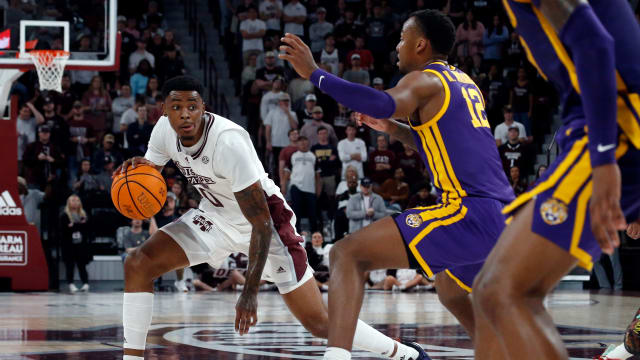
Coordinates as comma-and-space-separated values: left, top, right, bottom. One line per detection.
114, 156, 154, 177
235, 291, 258, 336
278, 33, 318, 79
590, 163, 627, 254
356, 112, 391, 133
627, 220, 640, 240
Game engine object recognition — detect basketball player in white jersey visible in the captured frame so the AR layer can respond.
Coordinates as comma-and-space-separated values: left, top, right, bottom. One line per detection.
117, 76, 428, 360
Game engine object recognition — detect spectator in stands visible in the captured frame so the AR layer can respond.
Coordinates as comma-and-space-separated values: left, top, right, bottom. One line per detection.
73, 158, 100, 204
494, 105, 526, 146
285, 136, 321, 232
58, 74, 79, 119
145, 77, 160, 105
265, 92, 298, 180
509, 165, 527, 196
379, 167, 410, 212
480, 64, 507, 128
18, 176, 46, 233
309, 7, 333, 53
343, 54, 370, 86
288, 76, 315, 105
499, 126, 532, 176
505, 31, 524, 76
338, 122, 367, 179
482, 14, 509, 66
305, 231, 332, 291
255, 51, 285, 91
157, 44, 186, 84
95, 155, 115, 195
67, 102, 97, 184
296, 93, 317, 125
368, 135, 395, 187
130, 59, 153, 95
260, 76, 286, 122
33, 97, 69, 153
126, 104, 153, 156
260, 0, 283, 32
236, 0, 257, 24
346, 35, 374, 71
311, 126, 341, 222
334, 168, 359, 240
60, 194, 91, 293
120, 218, 155, 262
528, 164, 547, 190
395, 142, 424, 186
92, 133, 122, 173
154, 191, 188, 292
171, 180, 190, 215
241, 53, 259, 88
111, 84, 134, 134
147, 32, 165, 61
129, 38, 155, 75
163, 30, 181, 54
71, 35, 99, 95
17, 104, 37, 165
332, 102, 350, 139
336, 165, 359, 196
334, 8, 362, 55
365, 3, 390, 69
283, 0, 307, 39
381, 269, 434, 292
455, 10, 485, 68
372, 77, 384, 91
346, 177, 385, 233
510, 67, 534, 141
300, 106, 338, 146
124, 17, 141, 39
240, 6, 267, 64
120, 95, 147, 145
279, 128, 300, 195
406, 181, 438, 209
82, 75, 112, 139
316, 33, 341, 76
22, 128, 64, 190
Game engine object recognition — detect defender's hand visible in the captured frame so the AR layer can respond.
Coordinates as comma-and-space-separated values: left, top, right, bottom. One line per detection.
113, 156, 155, 177
627, 220, 640, 240
235, 291, 258, 336
590, 163, 627, 254
356, 113, 392, 133
279, 33, 318, 79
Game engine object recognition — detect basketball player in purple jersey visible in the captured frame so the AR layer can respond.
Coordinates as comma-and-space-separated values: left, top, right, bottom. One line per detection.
280, 9, 515, 360
468, 0, 640, 359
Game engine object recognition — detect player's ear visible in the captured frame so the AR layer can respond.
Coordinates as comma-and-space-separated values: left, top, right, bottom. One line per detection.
161, 102, 167, 116
416, 38, 428, 55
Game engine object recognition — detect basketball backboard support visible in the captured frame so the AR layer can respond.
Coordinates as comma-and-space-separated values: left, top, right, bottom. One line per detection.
0, 0, 119, 71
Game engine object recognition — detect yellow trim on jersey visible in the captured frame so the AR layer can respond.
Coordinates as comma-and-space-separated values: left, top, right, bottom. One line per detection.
418, 199, 461, 222
570, 181, 593, 271
530, 6, 581, 93
409, 205, 469, 278
422, 127, 458, 203
431, 124, 468, 198
616, 134, 630, 159
552, 151, 591, 205
445, 269, 472, 293
621, 94, 640, 149
502, 136, 588, 215
409, 69, 451, 130
502, 0, 518, 27
519, 38, 548, 81
416, 130, 442, 193
412, 203, 446, 211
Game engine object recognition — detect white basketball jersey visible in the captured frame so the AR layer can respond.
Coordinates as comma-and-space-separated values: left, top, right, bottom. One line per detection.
145, 112, 281, 233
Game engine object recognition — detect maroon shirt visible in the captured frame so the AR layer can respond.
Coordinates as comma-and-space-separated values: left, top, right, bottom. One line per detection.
367, 149, 395, 185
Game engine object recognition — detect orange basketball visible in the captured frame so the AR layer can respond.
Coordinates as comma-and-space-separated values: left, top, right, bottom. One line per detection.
111, 164, 167, 220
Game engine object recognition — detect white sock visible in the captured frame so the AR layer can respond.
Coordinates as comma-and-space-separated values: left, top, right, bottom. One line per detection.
606, 343, 634, 359
352, 320, 419, 360
123, 356, 144, 360
323, 347, 351, 360
123, 292, 154, 352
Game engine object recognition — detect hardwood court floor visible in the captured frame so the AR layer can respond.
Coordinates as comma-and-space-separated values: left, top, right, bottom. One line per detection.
0, 290, 638, 359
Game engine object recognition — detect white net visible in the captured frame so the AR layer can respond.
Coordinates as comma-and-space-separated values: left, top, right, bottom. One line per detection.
25, 50, 70, 93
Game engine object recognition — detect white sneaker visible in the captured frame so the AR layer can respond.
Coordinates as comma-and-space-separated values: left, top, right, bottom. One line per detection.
69, 283, 78, 293
174, 280, 188, 292
80, 283, 89, 292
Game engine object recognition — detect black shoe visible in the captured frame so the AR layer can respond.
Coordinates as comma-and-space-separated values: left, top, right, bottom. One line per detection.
402, 341, 432, 360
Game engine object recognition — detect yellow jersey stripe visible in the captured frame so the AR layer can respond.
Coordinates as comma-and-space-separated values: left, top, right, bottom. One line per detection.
621, 94, 640, 149
616, 135, 629, 159
502, 0, 518, 27
502, 136, 588, 214
519, 38, 548, 81
430, 124, 468, 198
552, 151, 591, 205
409, 205, 469, 278
410, 69, 451, 131
417, 129, 442, 192
531, 6, 581, 93
570, 181, 593, 271
423, 127, 458, 201
419, 200, 461, 222
412, 203, 446, 211
445, 269, 472, 293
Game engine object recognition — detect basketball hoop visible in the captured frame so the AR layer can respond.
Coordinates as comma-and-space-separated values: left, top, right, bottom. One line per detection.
23, 50, 70, 93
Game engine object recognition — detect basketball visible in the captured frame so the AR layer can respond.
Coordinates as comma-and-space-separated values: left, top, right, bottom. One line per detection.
111, 164, 167, 220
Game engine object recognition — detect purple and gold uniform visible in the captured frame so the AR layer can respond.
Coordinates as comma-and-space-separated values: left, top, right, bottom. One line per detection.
393, 61, 515, 292
501, 0, 640, 270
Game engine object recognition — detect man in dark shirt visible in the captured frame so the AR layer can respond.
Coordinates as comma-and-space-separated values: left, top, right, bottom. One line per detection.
311, 126, 341, 222
395, 143, 425, 187
126, 105, 153, 157
34, 96, 70, 152
333, 8, 363, 56
22, 125, 65, 190
157, 44, 186, 84
255, 52, 286, 92
367, 135, 395, 187
498, 125, 533, 177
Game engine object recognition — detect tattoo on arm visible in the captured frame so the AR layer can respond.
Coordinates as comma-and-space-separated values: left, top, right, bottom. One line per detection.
234, 181, 273, 294
389, 120, 418, 151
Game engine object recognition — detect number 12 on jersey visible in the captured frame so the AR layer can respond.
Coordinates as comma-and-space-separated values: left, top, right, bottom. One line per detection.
461, 87, 490, 128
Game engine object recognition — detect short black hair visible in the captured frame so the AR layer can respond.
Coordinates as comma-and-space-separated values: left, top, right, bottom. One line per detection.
287, 128, 298, 136
161, 76, 204, 99
409, 9, 455, 56
317, 126, 328, 134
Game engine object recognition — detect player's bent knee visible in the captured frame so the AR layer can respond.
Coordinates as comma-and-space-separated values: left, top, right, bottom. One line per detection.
302, 319, 328, 339
124, 248, 157, 281
473, 277, 512, 320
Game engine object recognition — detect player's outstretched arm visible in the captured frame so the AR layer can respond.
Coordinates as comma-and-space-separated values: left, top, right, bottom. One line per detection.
233, 181, 274, 336
538, 0, 626, 253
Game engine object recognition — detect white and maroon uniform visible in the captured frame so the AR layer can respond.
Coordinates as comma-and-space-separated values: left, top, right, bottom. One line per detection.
145, 112, 311, 293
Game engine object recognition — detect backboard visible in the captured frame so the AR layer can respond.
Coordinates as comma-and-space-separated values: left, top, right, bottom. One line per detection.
0, 0, 119, 71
